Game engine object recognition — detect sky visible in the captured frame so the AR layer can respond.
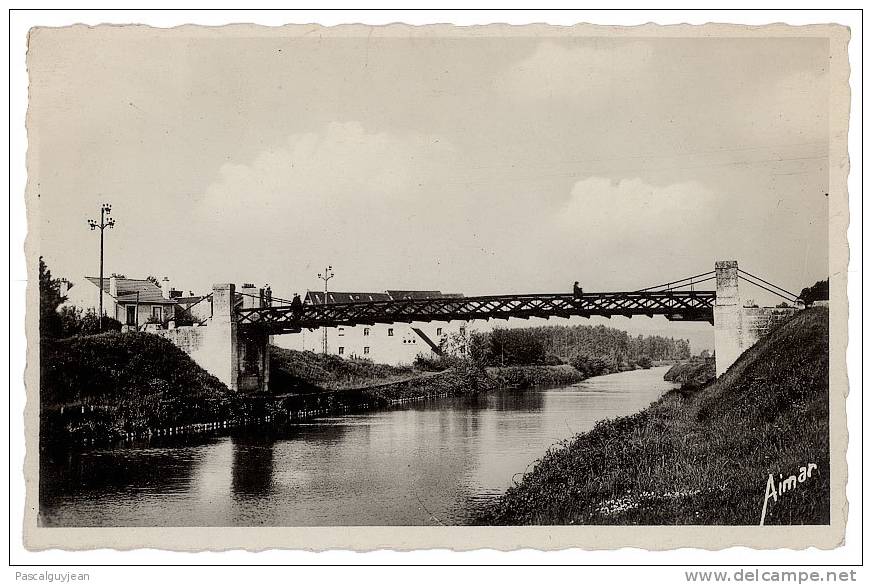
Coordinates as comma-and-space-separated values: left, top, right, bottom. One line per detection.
27, 26, 831, 351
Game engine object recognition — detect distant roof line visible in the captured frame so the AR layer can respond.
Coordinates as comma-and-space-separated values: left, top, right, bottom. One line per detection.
305, 289, 465, 304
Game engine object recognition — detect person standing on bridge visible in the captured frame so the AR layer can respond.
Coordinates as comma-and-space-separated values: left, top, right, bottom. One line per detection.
573, 281, 584, 298
291, 293, 303, 320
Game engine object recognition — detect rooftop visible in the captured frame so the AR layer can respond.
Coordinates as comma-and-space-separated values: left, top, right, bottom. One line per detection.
85, 276, 176, 305
305, 290, 464, 305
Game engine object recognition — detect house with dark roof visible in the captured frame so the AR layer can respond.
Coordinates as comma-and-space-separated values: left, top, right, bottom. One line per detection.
61, 274, 183, 328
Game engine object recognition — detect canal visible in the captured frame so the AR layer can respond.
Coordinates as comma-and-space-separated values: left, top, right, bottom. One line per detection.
39, 366, 678, 526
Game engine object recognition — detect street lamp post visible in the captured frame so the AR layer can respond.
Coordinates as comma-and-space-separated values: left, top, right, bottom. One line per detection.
317, 265, 334, 354
88, 203, 116, 331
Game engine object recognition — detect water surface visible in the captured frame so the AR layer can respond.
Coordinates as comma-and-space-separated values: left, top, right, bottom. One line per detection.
39, 366, 677, 526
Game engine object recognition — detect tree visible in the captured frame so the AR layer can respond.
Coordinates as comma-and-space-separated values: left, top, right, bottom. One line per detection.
487, 327, 547, 366
39, 257, 66, 338
439, 327, 488, 368
799, 279, 828, 305
146, 275, 160, 287
109, 272, 127, 279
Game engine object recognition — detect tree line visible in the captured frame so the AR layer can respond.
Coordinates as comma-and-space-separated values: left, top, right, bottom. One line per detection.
440, 323, 691, 375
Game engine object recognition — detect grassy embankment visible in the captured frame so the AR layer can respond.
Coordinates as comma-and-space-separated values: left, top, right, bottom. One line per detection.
478, 307, 829, 525
40, 333, 277, 445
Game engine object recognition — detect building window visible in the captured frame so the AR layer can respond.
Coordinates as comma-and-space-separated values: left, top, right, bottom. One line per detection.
437, 327, 443, 336
338, 347, 344, 355
338, 327, 345, 337
363, 328, 370, 336
125, 305, 137, 326
363, 347, 370, 355
152, 306, 162, 321
388, 328, 394, 337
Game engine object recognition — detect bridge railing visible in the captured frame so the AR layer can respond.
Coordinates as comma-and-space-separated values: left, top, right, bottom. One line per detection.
234, 290, 716, 333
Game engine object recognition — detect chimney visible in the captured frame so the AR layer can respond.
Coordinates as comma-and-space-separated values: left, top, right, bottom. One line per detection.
109, 275, 118, 298
161, 277, 171, 299
58, 278, 70, 297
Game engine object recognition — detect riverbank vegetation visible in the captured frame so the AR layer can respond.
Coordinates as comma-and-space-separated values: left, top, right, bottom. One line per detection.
485, 365, 586, 389
477, 307, 829, 525
663, 360, 716, 389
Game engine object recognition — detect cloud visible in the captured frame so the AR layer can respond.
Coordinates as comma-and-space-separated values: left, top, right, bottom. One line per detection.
205, 121, 447, 203
199, 121, 457, 236
495, 41, 654, 102
192, 121, 468, 290
553, 177, 719, 263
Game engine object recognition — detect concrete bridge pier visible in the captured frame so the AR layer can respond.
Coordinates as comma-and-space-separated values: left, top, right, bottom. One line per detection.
236, 284, 271, 393
714, 261, 743, 376
713, 260, 798, 376
156, 283, 271, 393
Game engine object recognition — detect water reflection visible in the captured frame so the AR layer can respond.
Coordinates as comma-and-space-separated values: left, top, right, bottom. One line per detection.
39, 367, 676, 526
231, 437, 274, 498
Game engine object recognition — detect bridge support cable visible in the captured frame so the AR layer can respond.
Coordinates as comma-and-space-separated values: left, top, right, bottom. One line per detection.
737, 275, 798, 304
635, 271, 715, 292
737, 269, 799, 300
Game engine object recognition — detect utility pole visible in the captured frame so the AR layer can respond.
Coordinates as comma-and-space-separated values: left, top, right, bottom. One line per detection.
88, 203, 115, 331
317, 265, 334, 354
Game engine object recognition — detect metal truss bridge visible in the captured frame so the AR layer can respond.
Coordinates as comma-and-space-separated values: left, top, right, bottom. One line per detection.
234, 271, 734, 334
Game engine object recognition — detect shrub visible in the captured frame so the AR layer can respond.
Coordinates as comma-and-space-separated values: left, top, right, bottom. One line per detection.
413, 353, 462, 371
64, 308, 122, 336
570, 354, 611, 378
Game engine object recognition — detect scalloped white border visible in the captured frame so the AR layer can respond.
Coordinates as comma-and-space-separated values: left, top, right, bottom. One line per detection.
9, 9, 862, 566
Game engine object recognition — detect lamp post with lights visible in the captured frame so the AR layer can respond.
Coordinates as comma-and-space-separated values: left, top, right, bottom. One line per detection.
88, 203, 116, 331
317, 265, 334, 354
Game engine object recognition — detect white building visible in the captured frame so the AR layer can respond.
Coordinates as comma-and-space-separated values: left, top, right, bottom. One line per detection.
298, 290, 467, 365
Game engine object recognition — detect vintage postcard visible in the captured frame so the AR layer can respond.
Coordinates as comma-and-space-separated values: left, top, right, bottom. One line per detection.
22, 21, 851, 552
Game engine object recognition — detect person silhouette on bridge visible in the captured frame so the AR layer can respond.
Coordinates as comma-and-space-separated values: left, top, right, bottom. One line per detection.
291, 293, 303, 320
573, 281, 584, 298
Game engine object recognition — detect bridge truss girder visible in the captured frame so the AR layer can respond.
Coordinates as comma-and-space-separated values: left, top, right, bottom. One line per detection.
235, 290, 715, 334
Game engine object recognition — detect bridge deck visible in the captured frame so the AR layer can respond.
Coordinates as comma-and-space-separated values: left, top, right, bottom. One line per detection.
235, 290, 716, 333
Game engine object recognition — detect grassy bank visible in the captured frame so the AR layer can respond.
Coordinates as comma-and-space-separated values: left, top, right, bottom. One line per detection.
477, 307, 829, 525
269, 345, 417, 392
663, 360, 716, 389
40, 332, 277, 444
486, 365, 586, 389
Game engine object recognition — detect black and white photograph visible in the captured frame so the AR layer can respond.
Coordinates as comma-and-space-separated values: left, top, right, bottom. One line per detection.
15, 13, 854, 557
